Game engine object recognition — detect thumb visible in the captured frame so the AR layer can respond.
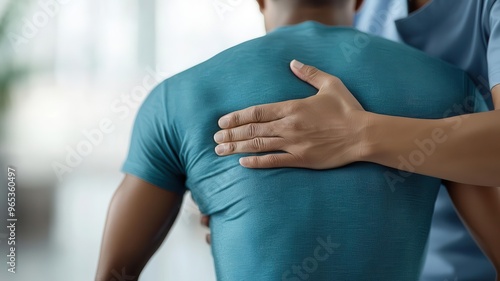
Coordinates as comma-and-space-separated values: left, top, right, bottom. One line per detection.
290, 60, 341, 91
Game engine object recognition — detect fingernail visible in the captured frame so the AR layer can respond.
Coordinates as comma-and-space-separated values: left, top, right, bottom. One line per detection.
239, 157, 247, 166
215, 145, 226, 155
214, 132, 223, 143
219, 117, 229, 128
291, 59, 304, 69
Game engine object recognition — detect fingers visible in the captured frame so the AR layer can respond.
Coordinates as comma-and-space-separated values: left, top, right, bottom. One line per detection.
200, 216, 210, 228
290, 59, 341, 90
239, 153, 299, 169
201, 216, 211, 245
214, 122, 278, 144
218, 102, 287, 129
215, 137, 285, 156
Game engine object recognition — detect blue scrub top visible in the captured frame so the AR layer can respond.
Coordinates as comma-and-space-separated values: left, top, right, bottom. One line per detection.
355, 0, 407, 41
357, 0, 500, 108
396, 0, 500, 109
356, 0, 499, 280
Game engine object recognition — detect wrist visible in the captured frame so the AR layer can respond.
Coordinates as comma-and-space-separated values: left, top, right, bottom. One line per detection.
355, 112, 403, 165
350, 110, 378, 163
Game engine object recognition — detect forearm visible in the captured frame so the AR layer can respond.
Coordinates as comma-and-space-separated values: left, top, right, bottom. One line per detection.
96, 199, 151, 281
361, 110, 500, 186
96, 175, 183, 281
446, 182, 500, 272
213, 64, 500, 177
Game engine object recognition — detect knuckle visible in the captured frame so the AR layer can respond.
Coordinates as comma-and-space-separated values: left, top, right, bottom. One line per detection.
232, 113, 240, 126
324, 76, 342, 88
304, 66, 320, 79
226, 129, 234, 141
250, 106, 263, 121
226, 142, 236, 152
251, 138, 265, 150
247, 123, 257, 138
265, 154, 281, 166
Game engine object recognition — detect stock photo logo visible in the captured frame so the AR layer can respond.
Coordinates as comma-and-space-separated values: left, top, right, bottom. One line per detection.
282, 236, 340, 281
108, 268, 136, 281
339, 31, 371, 63
384, 94, 478, 192
211, 0, 245, 20
8, 0, 74, 51
51, 66, 169, 182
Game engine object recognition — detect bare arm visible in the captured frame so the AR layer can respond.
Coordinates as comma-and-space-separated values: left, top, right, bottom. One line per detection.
213, 61, 500, 186
95, 175, 183, 281
446, 181, 500, 279
363, 85, 500, 186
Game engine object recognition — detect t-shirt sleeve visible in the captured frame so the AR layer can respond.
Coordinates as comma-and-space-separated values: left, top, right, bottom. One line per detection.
466, 75, 490, 113
488, 0, 500, 89
121, 82, 186, 194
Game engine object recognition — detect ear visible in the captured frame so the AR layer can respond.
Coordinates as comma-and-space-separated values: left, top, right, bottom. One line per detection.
256, 0, 265, 12
355, 0, 364, 11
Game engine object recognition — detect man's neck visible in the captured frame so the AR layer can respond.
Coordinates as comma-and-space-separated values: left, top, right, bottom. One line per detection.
269, 7, 353, 31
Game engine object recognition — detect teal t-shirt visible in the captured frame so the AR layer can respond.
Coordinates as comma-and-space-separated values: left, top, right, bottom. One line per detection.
122, 21, 486, 281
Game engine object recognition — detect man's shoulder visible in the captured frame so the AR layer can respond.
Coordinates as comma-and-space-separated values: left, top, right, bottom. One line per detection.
162, 23, 468, 92
163, 35, 267, 84
167, 26, 370, 79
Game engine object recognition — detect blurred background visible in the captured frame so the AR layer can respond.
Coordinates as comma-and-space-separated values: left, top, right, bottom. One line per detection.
0, 0, 264, 280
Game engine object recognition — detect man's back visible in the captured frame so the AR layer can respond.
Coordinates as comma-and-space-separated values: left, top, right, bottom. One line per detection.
123, 21, 482, 280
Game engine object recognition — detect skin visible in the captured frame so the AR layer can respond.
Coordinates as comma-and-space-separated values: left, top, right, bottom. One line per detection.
97, 178, 500, 280
257, 0, 364, 32
95, 175, 183, 281
446, 182, 500, 273
209, 0, 500, 269
213, 0, 500, 187
96, 0, 499, 279
214, 64, 500, 186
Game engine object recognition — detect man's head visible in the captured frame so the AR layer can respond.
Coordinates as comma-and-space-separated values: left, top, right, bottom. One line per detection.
256, 0, 364, 32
